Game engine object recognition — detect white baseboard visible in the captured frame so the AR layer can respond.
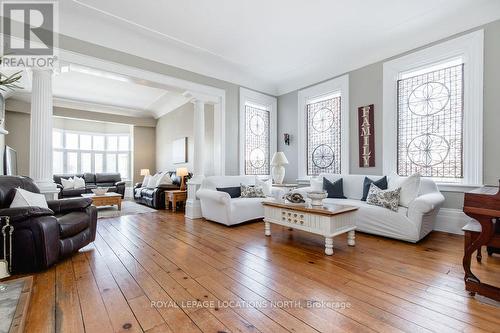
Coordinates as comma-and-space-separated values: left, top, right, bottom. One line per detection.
434, 208, 472, 235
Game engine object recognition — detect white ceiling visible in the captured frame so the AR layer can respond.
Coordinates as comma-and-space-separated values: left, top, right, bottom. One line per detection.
12, 65, 190, 118
59, 0, 500, 95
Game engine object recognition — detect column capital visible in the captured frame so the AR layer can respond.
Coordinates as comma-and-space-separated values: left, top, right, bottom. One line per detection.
183, 90, 218, 104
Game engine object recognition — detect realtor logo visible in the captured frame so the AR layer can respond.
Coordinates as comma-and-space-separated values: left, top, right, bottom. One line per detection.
1, 1, 58, 68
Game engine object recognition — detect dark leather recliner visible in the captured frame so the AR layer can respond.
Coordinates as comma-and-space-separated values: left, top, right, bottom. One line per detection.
53, 173, 126, 199
133, 171, 190, 209
0, 176, 97, 273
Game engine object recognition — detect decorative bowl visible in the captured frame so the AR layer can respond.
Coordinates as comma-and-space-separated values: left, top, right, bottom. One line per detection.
91, 187, 109, 196
307, 191, 327, 206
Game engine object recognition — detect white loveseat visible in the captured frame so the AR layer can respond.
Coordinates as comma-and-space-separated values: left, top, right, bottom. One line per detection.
296, 174, 445, 242
196, 176, 284, 226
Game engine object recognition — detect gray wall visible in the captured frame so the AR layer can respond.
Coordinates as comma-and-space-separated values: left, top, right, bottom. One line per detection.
133, 126, 156, 184
60, 34, 242, 175
5, 111, 30, 176
277, 19, 500, 209
156, 103, 214, 174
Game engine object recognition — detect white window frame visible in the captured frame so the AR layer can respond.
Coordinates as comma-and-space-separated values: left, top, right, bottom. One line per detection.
297, 74, 349, 179
383, 30, 484, 191
53, 129, 132, 180
239, 87, 277, 176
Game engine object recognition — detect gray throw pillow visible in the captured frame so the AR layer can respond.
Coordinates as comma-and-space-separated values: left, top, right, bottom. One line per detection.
366, 183, 401, 212
240, 184, 266, 198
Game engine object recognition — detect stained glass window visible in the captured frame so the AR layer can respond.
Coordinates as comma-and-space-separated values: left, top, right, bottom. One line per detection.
397, 64, 463, 179
307, 96, 341, 175
244, 104, 270, 175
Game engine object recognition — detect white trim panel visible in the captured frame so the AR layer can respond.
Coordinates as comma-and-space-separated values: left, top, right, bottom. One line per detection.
434, 208, 472, 235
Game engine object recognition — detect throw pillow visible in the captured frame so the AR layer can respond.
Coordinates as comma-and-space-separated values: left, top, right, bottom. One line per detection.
361, 176, 387, 201
366, 184, 401, 212
256, 178, 272, 196
61, 177, 74, 189
389, 173, 421, 207
10, 188, 49, 209
323, 178, 346, 199
74, 176, 86, 189
240, 184, 266, 198
147, 173, 161, 188
141, 175, 152, 188
216, 186, 241, 198
155, 172, 173, 187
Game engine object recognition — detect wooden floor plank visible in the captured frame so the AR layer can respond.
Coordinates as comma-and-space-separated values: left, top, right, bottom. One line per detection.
12, 210, 500, 333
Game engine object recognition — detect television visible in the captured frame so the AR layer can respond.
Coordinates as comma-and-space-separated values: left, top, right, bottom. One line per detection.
4, 146, 17, 176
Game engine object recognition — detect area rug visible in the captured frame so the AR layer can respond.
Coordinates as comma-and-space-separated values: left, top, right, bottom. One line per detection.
97, 199, 157, 219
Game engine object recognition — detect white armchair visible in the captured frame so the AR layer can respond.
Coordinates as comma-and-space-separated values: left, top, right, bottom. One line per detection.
197, 175, 284, 226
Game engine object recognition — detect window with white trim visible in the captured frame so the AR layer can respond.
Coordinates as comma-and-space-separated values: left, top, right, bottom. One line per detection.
239, 88, 277, 176
397, 58, 463, 180
53, 129, 131, 180
298, 75, 349, 178
383, 30, 483, 187
244, 103, 270, 175
306, 93, 342, 175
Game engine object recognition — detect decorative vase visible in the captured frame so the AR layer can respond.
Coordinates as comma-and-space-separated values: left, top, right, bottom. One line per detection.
272, 165, 285, 184
307, 191, 327, 206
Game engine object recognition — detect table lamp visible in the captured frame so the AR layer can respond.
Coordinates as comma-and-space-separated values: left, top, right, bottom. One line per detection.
270, 152, 289, 184
176, 167, 189, 191
140, 169, 150, 182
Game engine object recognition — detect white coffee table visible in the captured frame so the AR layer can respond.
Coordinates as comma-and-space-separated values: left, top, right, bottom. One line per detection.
262, 200, 358, 255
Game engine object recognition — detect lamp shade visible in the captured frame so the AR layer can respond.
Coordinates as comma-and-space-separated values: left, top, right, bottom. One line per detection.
176, 167, 189, 177
270, 152, 289, 166
140, 169, 150, 176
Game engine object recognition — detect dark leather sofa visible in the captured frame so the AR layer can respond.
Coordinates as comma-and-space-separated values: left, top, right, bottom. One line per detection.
133, 171, 190, 209
53, 173, 125, 199
0, 176, 97, 273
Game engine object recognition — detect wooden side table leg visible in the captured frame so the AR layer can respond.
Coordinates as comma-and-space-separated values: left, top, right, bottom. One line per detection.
173, 197, 177, 212
117, 200, 122, 211
347, 230, 356, 246
325, 237, 334, 255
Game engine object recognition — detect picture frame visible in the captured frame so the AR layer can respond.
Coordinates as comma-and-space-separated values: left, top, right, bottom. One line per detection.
172, 137, 187, 164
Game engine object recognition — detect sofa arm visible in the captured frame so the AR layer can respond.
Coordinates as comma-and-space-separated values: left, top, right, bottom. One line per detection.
134, 182, 143, 189
408, 192, 445, 215
0, 206, 54, 223
47, 198, 92, 214
115, 181, 126, 186
196, 189, 231, 204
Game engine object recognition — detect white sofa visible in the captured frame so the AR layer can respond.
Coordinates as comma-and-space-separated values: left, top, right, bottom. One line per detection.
196, 175, 284, 226
296, 174, 445, 242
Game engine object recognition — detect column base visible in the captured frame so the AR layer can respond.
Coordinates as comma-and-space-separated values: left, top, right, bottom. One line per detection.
185, 177, 204, 219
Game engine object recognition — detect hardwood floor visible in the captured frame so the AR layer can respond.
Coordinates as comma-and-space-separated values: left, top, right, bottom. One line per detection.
20, 211, 500, 333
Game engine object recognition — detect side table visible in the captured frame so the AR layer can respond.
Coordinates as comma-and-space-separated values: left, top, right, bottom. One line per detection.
165, 190, 187, 212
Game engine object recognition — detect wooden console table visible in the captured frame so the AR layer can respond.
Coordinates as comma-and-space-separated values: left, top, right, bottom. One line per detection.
81, 192, 122, 210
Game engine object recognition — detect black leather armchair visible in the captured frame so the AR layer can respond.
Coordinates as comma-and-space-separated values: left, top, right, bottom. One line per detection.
0, 176, 97, 273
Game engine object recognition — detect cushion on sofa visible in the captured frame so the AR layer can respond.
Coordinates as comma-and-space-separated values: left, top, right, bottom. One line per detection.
389, 173, 421, 207
323, 178, 346, 199
217, 186, 241, 198
241, 184, 266, 198
361, 176, 387, 201
10, 188, 48, 209
366, 184, 401, 212
57, 211, 90, 238
61, 188, 87, 197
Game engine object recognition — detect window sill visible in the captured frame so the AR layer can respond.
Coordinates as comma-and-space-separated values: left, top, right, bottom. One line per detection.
436, 183, 482, 193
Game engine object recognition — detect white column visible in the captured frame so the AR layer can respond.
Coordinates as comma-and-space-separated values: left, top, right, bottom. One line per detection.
29, 69, 58, 199
185, 99, 205, 219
